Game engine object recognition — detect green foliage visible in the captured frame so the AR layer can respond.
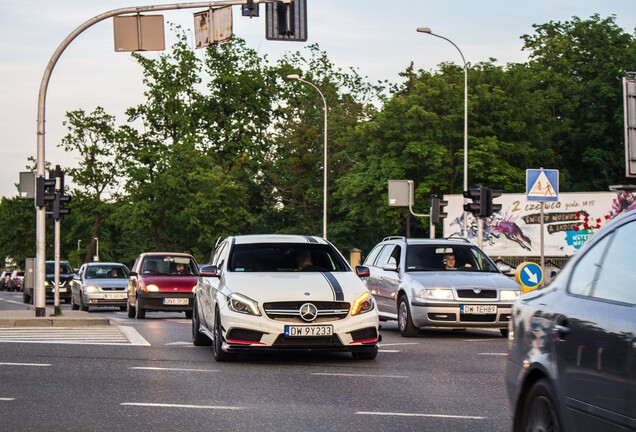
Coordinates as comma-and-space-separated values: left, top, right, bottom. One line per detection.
10, 15, 633, 266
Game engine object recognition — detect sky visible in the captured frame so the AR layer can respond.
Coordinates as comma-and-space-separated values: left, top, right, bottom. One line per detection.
1, 0, 635, 199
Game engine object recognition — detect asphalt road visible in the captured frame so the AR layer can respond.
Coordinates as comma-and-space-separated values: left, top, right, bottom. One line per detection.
0, 290, 513, 432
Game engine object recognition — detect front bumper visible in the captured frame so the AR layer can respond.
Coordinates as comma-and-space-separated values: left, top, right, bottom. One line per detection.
45, 284, 72, 300
218, 306, 380, 353
138, 291, 193, 312
84, 291, 127, 307
410, 300, 513, 328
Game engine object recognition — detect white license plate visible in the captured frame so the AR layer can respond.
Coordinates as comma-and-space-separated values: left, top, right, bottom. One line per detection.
461, 305, 497, 314
105, 293, 126, 300
284, 325, 333, 337
163, 298, 189, 305
54, 288, 67, 293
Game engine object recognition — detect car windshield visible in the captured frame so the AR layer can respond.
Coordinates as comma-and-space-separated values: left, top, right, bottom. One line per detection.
141, 256, 197, 276
45, 262, 73, 274
228, 243, 349, 273
405, 245, 499, 273
85, 265, 129, 279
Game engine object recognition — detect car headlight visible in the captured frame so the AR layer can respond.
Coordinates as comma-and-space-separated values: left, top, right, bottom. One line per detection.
500, 290, 521, 301
146, 285, 159, 292
228, 293, 261, 316
44, 280, 51, 287
351, 292, 374, 316
426, 289, 453, 300
84, 285, 98, 293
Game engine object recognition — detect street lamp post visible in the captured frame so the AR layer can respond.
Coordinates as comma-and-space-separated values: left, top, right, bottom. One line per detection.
286, 73, 328, 239
94, 237, 99, 262
417, 27, 469, 238
77, 239, 81, 268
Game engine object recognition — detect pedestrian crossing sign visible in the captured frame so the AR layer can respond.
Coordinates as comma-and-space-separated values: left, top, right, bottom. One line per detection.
526, 169, 559, 202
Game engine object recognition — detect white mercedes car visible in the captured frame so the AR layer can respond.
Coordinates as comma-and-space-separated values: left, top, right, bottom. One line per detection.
192, 235, 380, 361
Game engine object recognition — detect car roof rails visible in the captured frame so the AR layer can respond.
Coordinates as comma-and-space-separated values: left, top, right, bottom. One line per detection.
382, 236, 407, 242
444, 233, 472, 243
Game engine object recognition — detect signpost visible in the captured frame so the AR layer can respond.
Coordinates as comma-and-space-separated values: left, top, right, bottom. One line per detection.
526, 168, 559, 276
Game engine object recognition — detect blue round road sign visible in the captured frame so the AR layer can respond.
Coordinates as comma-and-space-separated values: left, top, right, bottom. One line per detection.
515, 262, 544, 293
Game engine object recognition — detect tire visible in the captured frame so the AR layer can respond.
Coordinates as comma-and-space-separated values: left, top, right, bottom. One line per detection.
185, 310, 193, 319
135, 298, 146, 319
79, 294, 89, 312
352, 346, 378, 360
398, 295, 419, 337
213, 310, 236, 362
520, 379, 563, 432
500, 328, 509, 338
71, 294, 79, 310
23, 291, 31, 304
127, 301, 135, 319
192, 299, 212, 347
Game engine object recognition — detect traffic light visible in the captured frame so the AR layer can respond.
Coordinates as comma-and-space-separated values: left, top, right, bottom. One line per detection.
479, 187, 503, 218
36, 176, 56, 208
53, 192, 72, 220
463, 187, 482, 216
265, 0, 308, 41
430, 195, 448, 224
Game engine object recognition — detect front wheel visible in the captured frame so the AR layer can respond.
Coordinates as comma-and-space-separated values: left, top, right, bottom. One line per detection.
398, 295, 419, 337
213, 311, 236, 362
520, 379, 562, 432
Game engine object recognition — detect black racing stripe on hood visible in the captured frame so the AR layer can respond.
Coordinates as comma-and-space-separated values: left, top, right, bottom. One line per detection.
321, 272, 344, 301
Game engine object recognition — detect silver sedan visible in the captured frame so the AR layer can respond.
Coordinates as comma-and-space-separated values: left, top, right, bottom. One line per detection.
71, 262, 130, 312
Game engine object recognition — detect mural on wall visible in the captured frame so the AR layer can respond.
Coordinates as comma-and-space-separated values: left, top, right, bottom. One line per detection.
443, 192, 636, 257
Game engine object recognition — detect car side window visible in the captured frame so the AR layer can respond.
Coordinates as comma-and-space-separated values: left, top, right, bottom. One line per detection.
591, 221, 636, 304
567, 232, 612, 297
363, 245, 384, 267
377, 245, 401, 267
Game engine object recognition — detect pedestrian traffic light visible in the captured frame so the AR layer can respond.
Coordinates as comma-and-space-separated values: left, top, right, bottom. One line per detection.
463, 187, 482, 216
430, 195, 448, 224
36, 176, 56, 208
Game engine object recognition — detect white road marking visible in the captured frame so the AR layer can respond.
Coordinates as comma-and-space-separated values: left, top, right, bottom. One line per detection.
0, 326, 150, 346
311, 373, 408, 379
121, 402, 243, 410
165, 341, 192, 346
357, 411, 485, 420
378, 349, 401, 353
0, 362, 51, 367
131, 367, 219, 372
478, 353, 507, 356
0, 398, 16, 401
378, 342, 419, 347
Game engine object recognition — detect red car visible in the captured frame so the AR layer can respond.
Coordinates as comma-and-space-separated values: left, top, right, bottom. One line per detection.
126, 252, 199, 319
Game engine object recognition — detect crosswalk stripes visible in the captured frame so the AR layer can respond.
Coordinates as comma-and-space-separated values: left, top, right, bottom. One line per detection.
0, 326, 150, 346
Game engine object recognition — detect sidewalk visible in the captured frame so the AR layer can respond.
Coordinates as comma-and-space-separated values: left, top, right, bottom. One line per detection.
0, 309, 110, 327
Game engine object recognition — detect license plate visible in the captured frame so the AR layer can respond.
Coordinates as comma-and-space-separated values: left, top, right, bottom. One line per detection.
461, 305, 497, 314
284, 325, 333, 337
163, 298, 189, 305
54, 288, 67, 293
105, 293, 126, 300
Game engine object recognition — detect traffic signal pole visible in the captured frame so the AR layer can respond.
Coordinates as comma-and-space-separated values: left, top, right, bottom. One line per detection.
35, 0, 281, 317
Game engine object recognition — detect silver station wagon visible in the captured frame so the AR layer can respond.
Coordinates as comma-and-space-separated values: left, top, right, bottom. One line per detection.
363, 237, 521, 337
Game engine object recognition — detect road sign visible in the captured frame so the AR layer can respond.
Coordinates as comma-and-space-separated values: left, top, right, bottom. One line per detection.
515, 262, 544, 293
526, 169, 559, 202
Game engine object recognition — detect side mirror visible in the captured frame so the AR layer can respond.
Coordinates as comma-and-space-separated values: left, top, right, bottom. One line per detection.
382, 263, 398, 272
129, 271, 137, 277
199, 265, 219, 277
355, 265, 370, 278
497, 263, 512, 274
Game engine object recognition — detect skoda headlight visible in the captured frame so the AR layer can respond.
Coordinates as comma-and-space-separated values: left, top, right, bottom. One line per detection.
426, 288, 453, 300
500, 290, 521, 301
351, 292, 375, 316
228, 293, 261, 316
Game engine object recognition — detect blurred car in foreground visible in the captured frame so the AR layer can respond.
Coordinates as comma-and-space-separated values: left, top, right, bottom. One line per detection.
363, 236, 521, 337
192, 234, 379, 361
71, 262, 130, 311
127, 252, 199, 319
506, 210, 636, 431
